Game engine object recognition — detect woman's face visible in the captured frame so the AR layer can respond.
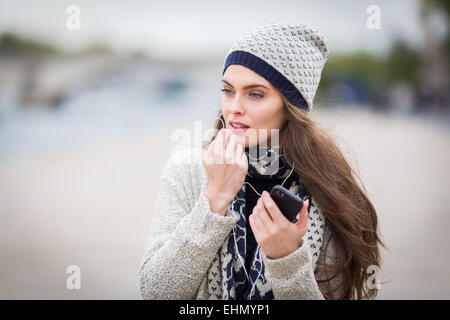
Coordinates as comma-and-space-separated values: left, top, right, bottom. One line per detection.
221, 64, 287, 148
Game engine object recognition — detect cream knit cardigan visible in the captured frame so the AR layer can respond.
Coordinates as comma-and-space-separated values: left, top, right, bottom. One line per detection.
138, 147, 342, 300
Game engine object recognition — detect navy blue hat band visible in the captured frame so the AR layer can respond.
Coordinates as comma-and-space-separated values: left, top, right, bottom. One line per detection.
223, 50, 307, 111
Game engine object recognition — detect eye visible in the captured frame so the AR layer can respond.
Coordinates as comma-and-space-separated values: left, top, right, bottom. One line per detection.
250, 92, 264, 98
221, 88, 263, 99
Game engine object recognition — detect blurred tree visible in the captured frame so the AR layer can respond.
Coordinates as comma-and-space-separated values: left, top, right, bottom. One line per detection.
322, 51, 388, 87
418, 0, 449, 112
434, 0, 450, 56
0, 32, 57, 56
317, 52, 388, 108
386, 40, 422, 87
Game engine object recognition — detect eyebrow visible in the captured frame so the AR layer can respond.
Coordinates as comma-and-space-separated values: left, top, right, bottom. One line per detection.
221, 79, 269, 90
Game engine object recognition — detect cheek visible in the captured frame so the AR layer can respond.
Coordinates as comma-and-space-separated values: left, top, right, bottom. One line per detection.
221, 100, 229, 118
273, 113, 286, 129
266, 100, 285, 128
252, 107, 284, 129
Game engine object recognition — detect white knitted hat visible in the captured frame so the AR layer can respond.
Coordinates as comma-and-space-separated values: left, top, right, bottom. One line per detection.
223, 21, 329, 112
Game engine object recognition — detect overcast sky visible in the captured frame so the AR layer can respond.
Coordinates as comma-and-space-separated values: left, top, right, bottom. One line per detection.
0, 0, 439, 60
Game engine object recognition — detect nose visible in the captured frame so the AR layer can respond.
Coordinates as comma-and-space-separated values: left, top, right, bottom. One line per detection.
228, 94, 245, 115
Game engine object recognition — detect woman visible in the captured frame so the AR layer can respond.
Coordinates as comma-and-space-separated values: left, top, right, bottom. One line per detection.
139, 21, 384, 300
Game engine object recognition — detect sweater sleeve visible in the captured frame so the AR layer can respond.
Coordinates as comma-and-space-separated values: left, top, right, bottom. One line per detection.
138, 150, 239, 300
261, 222, 344, 300
261, 241, 325, 299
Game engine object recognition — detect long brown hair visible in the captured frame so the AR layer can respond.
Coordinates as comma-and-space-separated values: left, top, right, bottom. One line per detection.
208, 94, 386, 300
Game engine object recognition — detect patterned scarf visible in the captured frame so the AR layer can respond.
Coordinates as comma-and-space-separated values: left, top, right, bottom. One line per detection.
202, 144, 325, 300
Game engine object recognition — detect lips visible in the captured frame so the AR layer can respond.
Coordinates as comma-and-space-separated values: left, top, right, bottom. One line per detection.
230, 121, 249, 129
230, 121, 249, 133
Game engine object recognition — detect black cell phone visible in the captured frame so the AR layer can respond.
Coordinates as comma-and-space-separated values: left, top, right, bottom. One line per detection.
269, 185, 304, 222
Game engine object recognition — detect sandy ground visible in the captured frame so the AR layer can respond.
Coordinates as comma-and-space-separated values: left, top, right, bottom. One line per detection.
0, 106, 449, 299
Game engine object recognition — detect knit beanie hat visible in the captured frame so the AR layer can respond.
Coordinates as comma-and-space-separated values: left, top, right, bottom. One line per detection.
222, 21, 329, 112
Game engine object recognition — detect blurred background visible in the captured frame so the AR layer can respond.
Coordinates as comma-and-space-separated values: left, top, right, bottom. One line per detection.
0, 0, 449, 299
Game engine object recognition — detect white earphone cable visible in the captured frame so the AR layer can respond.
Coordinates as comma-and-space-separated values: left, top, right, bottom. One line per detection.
249, 246, 263, 299
215, 112, 295, 297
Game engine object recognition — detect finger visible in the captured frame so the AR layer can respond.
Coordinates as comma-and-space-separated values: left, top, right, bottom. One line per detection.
249, 213, 263, 241
209, 131, 222, 164
205, 138, 216, 159
235, 143, 245, 167
251, 214, 266, 243
225, 134, 237, 164
235, 142, 243, 160
203, 138, 215, 164
222, 129, 233, 148
295, 198, 310, 227
255, 197, 273, 226
203, 148, 213, 165
240, 150, 248, 167
213, 129, 228, 164
261, 190, 288, 225
226, 131, 236, 148
213, 129, 229, 160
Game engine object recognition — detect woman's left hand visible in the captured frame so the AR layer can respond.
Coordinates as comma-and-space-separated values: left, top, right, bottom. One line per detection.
249, 190, 310, 259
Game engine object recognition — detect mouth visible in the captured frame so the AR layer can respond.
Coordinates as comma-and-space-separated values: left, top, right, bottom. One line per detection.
229, 121, 250, 132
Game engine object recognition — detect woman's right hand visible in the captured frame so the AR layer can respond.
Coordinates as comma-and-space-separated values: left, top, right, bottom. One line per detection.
203, 129, 248, 215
